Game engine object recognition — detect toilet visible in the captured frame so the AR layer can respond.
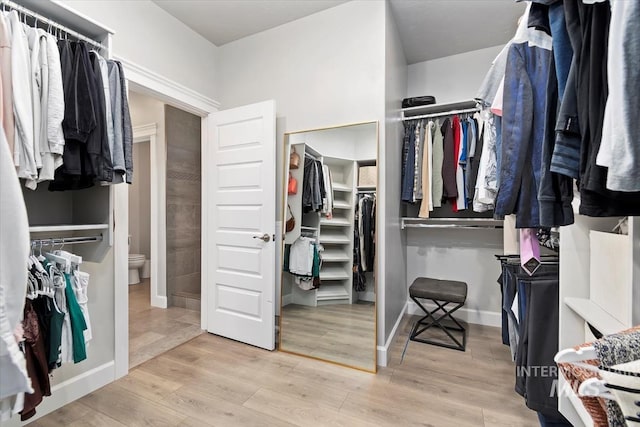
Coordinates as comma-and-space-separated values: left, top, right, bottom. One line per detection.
128, 254, 146, 285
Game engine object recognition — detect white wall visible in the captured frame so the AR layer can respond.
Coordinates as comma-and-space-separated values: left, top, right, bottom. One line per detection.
407, 45, 504, 104
406, 229, 504, 326
59, 0, 219, 100
404, 45, 506, 324
382, 0, 408, 356
129, 142, 151, 259
290, 123, 377, 161
128, 91, 166, 293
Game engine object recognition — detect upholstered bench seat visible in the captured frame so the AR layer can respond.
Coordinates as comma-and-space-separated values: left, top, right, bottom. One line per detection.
408, 277, 468, 351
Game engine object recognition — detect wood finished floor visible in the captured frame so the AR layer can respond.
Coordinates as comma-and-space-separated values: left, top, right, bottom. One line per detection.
281, 303, 376, 371
31, 313, 538, 426
128, 279, 202, 368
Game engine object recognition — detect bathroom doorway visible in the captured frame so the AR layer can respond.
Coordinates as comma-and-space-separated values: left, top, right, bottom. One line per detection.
127, 90, 203, 368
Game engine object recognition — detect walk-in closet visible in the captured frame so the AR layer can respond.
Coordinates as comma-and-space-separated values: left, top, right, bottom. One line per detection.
1, 0, 638, 426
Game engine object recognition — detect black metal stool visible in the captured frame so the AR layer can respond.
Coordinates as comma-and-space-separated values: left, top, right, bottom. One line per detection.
409, 277, 468, 351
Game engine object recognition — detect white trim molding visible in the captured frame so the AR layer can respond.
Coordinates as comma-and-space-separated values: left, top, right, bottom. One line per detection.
407, 299, 502, 328
132, 123, 157, 141
132, 123, 167, 310
377, 300, 408, 367
115, 56, 220, 116
3, 362, 115, 426
113, 58, 215, 380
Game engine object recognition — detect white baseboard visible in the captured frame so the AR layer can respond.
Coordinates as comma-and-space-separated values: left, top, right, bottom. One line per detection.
377, 300, 408, 367
357, 291, 375, 302
151, 295, 168, 309
4, 361, 115, 426
407, 299, 501, 328
282, 293, 293, 306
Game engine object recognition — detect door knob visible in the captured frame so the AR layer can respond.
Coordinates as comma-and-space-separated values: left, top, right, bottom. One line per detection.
253, 233, 271, 242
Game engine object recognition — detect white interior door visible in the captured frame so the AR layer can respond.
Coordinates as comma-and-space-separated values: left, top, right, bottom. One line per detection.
207, 100, 276, 350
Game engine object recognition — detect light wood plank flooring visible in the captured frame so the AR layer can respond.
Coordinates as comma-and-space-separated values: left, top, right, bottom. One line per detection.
31, 313, 538, 426
281, 303, 376, 371
129, 279, 202, 368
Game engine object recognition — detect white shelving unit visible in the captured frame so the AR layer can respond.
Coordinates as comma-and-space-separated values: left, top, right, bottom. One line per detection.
29, 224, 109, 233
558, 211, 640, 426
317, 156, 355, 305
283, 146, 357, 307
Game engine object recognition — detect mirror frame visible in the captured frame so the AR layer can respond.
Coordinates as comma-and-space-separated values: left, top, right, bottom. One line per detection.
278, 120, 379, 373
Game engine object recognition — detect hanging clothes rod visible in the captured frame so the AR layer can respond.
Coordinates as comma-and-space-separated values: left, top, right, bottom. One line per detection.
305, 152, 319, 161
402, 217, 503, 229
402, 107, 481, 122
358, 190, 376, 195
31, 235, 103, 246
0, 0, 107, 51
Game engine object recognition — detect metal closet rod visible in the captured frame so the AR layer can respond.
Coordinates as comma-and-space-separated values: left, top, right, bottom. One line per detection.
0, 0, 107, 51
403, 107, 481, 121
31, 235, 103, 246
403, 224, 504, 230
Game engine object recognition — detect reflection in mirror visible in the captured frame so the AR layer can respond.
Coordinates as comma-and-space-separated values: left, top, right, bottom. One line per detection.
280, 121, 378, 372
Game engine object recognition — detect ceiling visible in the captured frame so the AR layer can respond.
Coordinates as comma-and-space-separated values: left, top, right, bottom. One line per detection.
153, 0, 526, 64
389, 0, 526, 63
152, 0, 347, 47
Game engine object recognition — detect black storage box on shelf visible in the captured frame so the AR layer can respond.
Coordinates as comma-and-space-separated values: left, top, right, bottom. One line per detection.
402, 96, 436, 109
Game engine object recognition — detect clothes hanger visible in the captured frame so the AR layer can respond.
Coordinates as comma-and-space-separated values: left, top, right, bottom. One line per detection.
54, 249, 82, 266
554, 346, 598, 363
45, 249, 71, 274
26, 273, 38, 300
578, 378, 616, 400
554, 346, 600, 373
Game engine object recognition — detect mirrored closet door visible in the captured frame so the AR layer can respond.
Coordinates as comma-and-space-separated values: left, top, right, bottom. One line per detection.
279, 121, 378, 372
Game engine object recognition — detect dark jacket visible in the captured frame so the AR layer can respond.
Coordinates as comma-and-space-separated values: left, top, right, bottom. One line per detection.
89, 51, 113, 183
401, 122, 416, 202
538, 54, 574, 227
50, 41, 96, 190
441, 118, 457, 202
116, 61, 134, 184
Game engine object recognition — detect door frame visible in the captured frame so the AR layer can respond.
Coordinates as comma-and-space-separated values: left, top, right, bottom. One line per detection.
114, 57, 219, 379
131, 123, 163, 308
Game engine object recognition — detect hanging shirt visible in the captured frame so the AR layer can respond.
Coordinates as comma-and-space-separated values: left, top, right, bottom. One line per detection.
454, 116, 466, 211
107, 60, 126, 183
38, 33, 65, 184
288, 237, 315, 276
7, 11, 37, 180
401, 122, 416, 202
467, 115, 484, 204
441, 118, 457, 203
63, 274, 87, 364
25, 27, 45, 189
115, 61, 133, 184
0, 126, 32, 421
414, 121, 424, 201
418, 121, 432, 218
321, 164, 334, 219
596, 0, 640, 192
0, 13, 15, 159
431, 119, 444, 208
73, 270, 92, 344
474, 109, 498, 212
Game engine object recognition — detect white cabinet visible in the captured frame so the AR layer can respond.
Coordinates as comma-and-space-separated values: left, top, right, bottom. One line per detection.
558, 213, 640, 427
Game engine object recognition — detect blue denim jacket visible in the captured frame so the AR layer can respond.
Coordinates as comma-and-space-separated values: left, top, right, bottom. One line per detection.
494, 41, 551, 228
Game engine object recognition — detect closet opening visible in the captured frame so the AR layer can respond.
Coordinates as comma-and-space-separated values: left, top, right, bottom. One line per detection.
127, 90, 203, 368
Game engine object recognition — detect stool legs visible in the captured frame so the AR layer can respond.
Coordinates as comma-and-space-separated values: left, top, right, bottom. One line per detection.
410, 296, 467, 351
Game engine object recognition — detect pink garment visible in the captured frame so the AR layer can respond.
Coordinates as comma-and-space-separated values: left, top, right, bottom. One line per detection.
520, 228, 540, 275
